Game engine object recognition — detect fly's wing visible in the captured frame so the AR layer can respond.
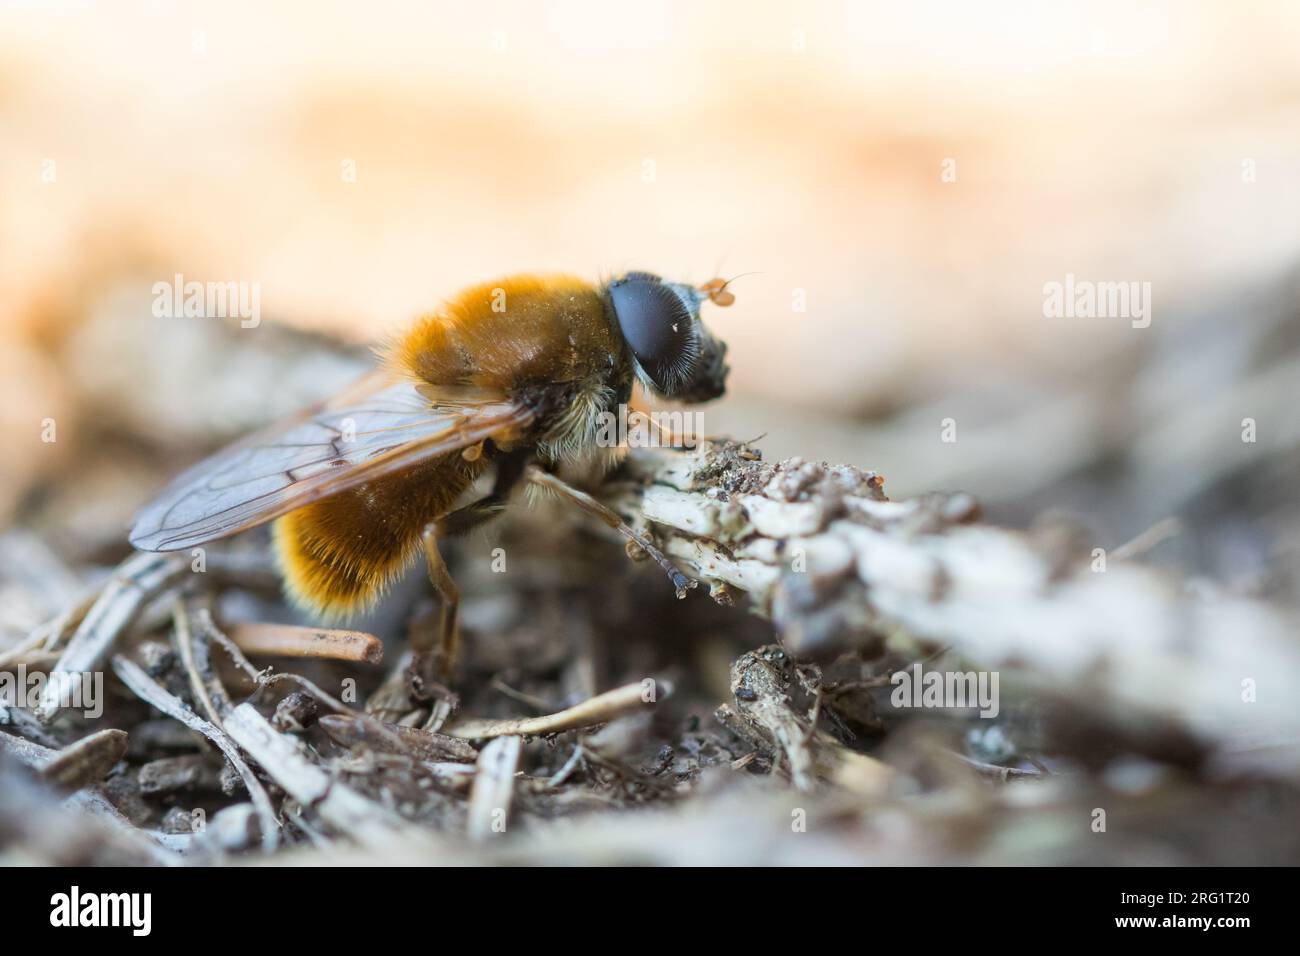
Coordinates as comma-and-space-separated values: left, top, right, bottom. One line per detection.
129, 373, 534, 552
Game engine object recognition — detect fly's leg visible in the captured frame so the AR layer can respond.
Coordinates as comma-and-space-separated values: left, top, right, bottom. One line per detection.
418, 524, 462, 681
413, 450, 531, 683
524, 464, 695, 598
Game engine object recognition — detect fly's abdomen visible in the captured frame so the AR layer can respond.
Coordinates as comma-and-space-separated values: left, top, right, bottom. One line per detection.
274, 453, 485, 618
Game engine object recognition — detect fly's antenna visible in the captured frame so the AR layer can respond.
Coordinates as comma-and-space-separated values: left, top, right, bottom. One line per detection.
698, 271, 759, 307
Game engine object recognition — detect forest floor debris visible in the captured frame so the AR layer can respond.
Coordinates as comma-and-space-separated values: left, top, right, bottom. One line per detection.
2, 439, 1299, 865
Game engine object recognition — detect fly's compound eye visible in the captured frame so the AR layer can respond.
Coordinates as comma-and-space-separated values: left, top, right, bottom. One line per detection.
609, 274, 699, 396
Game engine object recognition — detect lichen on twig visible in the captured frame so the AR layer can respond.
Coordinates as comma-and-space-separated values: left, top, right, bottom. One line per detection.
602, 439, 1300, 775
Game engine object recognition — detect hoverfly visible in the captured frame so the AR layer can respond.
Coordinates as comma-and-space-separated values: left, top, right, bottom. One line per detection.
130, 271, 734, 676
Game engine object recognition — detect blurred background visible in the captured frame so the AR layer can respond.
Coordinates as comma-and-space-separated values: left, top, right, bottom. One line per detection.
4, 0, 1300, 607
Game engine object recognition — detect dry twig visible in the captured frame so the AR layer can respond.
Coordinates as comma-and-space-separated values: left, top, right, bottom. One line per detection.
38, 728, 128, 793
467, 736, 521, 840
36, 552, 187, 722
446, 680, 663, 740
228, 622, 384, 664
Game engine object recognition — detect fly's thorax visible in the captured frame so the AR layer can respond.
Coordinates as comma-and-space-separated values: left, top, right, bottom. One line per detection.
391, 274, 616, 392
